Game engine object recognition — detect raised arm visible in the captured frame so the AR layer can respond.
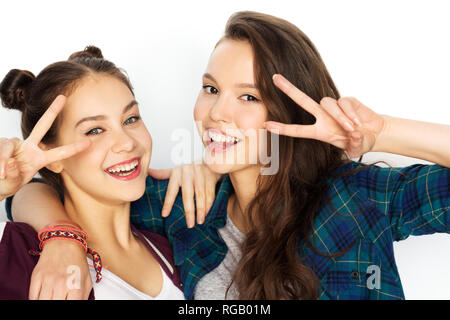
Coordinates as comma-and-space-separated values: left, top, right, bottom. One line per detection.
265, 74, 450, 168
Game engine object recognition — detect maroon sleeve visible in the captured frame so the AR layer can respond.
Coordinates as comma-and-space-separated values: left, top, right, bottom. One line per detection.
0, 222, 40, 299
0, 222, 95, 300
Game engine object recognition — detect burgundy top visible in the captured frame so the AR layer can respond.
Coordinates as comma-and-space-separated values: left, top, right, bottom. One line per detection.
0, 222, 182, 300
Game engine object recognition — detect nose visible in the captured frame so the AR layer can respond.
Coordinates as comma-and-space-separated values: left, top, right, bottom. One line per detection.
209, 93, 233, 123
111, 129, 136, 154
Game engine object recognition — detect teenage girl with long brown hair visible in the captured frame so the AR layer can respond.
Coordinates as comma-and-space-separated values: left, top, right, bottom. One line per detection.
2, 11, 449, 299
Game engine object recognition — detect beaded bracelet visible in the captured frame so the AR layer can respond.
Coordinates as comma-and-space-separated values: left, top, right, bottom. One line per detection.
29, 226, 103, 283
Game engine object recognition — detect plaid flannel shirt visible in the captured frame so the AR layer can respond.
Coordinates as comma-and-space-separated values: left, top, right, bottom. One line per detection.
5, 160, 449, 299
128, 160, 449, 300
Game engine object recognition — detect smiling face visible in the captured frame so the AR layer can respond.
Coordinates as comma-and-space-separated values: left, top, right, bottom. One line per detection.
194, 39, 268, 174
52, 74, 152, 204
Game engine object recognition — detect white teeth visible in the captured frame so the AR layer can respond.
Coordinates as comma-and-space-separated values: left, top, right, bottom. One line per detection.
208, 131, 239, 144
107, 160, 138, 174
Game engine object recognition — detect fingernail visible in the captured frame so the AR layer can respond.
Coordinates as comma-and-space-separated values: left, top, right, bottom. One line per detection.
345, 121, 354, 132
273, 74, 289, 90
354, 117, 362, 127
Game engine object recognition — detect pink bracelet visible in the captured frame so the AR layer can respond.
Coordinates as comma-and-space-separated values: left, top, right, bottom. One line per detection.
38, 226, 88, 243
29, 227, 103, 283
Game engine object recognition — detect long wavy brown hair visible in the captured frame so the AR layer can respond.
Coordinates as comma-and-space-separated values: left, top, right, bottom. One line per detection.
223, 11, 398, 299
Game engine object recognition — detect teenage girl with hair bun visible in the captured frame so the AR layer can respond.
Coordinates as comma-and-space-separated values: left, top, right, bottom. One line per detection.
0, 45, 218, 299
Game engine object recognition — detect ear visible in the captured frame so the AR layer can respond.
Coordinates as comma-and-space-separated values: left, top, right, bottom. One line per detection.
38, 142, 64, 174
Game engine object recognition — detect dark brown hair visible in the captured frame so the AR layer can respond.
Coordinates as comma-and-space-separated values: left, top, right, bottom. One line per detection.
222, 11, 398, 299
0, 46, 134, 196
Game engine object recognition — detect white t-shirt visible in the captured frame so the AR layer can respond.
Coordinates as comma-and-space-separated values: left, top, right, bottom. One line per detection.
87, 232, 185, 300
88, 259, 184, 300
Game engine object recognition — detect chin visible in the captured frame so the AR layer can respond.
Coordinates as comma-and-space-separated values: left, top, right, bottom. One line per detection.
206, 163, 233, 175
205, 161, 252, 176
117, 185, 146, 202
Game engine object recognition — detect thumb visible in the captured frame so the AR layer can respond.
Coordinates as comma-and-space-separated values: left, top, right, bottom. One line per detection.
147, 168, 173, 180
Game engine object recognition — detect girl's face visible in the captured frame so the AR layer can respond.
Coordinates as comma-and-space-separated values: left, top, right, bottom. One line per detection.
194, 39, 268, 174
52, 75, 152, 204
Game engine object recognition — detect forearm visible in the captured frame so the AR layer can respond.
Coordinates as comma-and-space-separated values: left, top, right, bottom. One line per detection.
373, 115, 450, 168
12, 182, 70, 232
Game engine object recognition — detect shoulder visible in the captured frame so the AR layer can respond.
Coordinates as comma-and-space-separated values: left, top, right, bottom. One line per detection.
307, 161, 396, 265
130, 176, 174, 233
145, 175, 170, 202
131, 176, 169, 209
301, 163, 405, 299
0, 222, 39, 299
0, 221, 39, 248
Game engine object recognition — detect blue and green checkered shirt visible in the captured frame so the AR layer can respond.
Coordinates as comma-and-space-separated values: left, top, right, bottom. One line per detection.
5, 160, 450, 299
128, 160, 449, 300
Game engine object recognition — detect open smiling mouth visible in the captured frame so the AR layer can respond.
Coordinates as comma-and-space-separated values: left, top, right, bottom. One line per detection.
206, 130, 242, 153
105, 157, 142, 181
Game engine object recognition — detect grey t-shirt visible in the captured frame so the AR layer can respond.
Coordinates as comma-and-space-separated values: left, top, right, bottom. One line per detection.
194, 215, 244, 300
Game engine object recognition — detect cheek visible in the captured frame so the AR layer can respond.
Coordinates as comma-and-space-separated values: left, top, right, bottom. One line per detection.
193, 95, 211, 122
236, 107, 267, 163
138, 126, 152, 149
235, 107, 267, 130
135, 126, 153, 167
125, 124, 151, 156
62, 147, 105, 176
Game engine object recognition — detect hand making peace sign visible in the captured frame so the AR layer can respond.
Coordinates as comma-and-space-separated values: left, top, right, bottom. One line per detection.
0, 95, 91, 200
265, 74, 386, 159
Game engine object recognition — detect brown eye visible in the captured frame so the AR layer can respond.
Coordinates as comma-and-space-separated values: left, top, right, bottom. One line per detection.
203, 85, 218, 94
241, 94, 260, 102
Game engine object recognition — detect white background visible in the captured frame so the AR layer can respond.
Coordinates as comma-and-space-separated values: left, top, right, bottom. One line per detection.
0, 0, 449, 299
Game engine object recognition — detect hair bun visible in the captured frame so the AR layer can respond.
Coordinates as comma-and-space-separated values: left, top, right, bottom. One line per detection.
0, 69, 35, 112
68, 45, 104, 61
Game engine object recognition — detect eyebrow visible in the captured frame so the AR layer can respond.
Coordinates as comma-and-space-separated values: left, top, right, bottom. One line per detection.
203, 73, 256, 89
75, 100, 138, 128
